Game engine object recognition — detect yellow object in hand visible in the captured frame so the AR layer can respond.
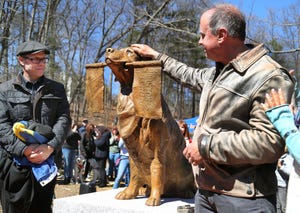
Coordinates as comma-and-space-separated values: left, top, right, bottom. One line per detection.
13, 122, 35, 142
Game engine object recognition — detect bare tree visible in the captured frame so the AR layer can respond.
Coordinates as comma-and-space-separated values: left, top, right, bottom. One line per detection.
27, 0, 38, 40
275, 4, 300, 79
0, 0, 299, 125
0, 0, 19, 80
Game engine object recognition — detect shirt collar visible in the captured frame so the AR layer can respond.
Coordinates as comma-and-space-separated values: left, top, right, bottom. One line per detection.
20, 73, 45, 90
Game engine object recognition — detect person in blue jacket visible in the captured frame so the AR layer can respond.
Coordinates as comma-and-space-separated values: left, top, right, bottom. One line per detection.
262, 88, 300, 213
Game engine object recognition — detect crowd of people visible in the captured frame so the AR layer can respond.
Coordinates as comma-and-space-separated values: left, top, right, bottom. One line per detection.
60, 119, 130, 189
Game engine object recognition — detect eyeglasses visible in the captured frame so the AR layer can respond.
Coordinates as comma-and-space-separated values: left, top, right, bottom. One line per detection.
24, 57, 49, 64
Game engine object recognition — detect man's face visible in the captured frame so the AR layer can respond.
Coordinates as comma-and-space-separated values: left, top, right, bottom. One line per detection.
18, 51, 48, 81
198, 11, 220, 62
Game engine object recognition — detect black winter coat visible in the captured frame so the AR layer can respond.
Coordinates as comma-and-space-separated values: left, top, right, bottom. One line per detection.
0, 73, 71, 212
94, 131, 111, 159
80, 133, 95, 159
0, 73, 71, 157
63, 130, 81, 150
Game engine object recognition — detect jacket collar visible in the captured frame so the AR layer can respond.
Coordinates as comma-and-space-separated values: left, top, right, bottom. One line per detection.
230, 43, 269, 73
13, 72, 47, 93
13, 72, 45, 85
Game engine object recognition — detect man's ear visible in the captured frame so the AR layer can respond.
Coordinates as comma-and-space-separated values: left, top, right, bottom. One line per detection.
18, 56, 25, 66
216, 28, 227, 42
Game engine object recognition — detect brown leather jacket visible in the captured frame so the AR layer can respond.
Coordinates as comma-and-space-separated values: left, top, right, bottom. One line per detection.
156, 43, 294, 197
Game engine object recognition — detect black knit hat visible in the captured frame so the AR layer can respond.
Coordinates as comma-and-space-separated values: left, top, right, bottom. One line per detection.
16, 41, 50, 56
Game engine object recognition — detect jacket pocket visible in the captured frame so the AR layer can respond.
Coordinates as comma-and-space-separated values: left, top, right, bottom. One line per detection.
7, 96, 31, 120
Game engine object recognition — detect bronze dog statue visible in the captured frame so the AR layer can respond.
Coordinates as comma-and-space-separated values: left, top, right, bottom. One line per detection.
105, 47, 195, 206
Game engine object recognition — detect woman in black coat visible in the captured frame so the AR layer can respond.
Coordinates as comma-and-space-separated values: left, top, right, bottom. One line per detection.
80, 123, 95, 180
93, 125, 111, 187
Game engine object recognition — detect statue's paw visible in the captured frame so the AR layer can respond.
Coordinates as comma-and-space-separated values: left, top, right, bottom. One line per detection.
145, 196, 161, 206
115, 189, 136, 200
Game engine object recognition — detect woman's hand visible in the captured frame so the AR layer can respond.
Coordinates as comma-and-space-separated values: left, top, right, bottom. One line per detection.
261, 88, 295, 113
261, 88, 286, 111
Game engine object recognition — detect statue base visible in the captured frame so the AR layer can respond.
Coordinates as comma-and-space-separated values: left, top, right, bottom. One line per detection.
53, 188, 194, 213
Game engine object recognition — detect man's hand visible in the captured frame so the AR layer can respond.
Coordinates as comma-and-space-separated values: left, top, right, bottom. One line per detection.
183, 140, 202, 166
24, 144, 54, 164
130, 44, 160, 59
23, 143, 39, 157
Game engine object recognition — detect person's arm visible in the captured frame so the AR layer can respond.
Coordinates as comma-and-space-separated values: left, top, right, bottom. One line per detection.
0, 84, 26, 157
262, 88, 300, 164
289, 69, 300, 107
183, 68, 295, 167
80, 135, 87, 158
118, 138, 125, 148
131, 44, 160, 59
27, 83, 71, 164
0, 88, 54, 164
109, 134, 116, 145
131, 44, 208, 92
94, 131, 110, 148
46, 83, 71, 152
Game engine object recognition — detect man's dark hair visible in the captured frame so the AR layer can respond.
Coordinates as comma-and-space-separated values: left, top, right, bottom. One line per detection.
209, 4, 246, 41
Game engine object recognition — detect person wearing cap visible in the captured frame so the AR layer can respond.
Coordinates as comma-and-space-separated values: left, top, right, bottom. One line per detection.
0, 40, 71, 213
78, 118, 88, 136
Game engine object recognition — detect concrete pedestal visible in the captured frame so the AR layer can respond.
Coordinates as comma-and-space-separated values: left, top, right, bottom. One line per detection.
53, 188, 194, 213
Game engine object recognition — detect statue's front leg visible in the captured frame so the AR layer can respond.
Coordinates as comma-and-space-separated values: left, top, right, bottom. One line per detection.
146, 157, 163, 206
115, 158, 141, 200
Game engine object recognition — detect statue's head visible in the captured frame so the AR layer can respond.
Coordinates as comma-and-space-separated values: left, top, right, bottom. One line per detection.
105, 47, 141, 88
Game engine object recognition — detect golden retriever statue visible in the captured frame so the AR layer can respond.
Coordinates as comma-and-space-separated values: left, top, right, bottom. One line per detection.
105, 47, 196, 206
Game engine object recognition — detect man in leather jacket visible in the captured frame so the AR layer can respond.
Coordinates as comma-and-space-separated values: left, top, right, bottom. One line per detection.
131, 3, 294, 213
0, 40, 71, 213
